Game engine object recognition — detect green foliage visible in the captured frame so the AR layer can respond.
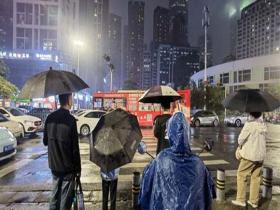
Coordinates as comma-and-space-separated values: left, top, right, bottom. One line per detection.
0, 60, 9, 78
123, 79, 138, 90
190, 81, 225, 113
0, 76, 18, 98
267, 83, 280, 100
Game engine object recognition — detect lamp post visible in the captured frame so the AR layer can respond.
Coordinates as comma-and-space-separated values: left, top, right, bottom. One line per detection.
73, 40, 84, 109
73, 40, 84, 76
202, 6, 210, 110
103, 54, 115, 91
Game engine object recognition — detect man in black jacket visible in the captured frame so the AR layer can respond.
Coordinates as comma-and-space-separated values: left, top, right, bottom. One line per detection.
153, 102, 172, 155
43, 93, 81, 210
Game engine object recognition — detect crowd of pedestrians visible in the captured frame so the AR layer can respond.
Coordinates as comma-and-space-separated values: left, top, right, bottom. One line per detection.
43, 94, 268, 210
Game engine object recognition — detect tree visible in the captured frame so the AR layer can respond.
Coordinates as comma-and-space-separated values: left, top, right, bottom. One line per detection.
123, 79, 138, 90
0, 76, 18, 98
0, 59, 8, 78
267, 83, 280, 100
0, 60, 17, 98
190, 81, 225, 114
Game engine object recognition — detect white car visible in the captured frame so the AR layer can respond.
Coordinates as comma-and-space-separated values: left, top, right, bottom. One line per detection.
0, 107, 42, 135
224, 114, 248, 127
75, 110, 106, 136
0, 113, 24, 139
0, 127, 17, 161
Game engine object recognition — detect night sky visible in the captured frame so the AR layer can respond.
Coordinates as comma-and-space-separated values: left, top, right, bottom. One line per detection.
110, 0, 255, 65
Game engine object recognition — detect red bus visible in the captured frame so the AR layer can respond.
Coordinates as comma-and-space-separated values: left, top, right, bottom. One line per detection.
93, 89, 191, 127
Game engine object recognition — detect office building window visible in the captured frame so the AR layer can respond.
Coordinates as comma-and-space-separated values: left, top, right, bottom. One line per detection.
220, 73, 229, 84
40, 29, 57, 50
16, 28, 32, 49
264, 66, 280, 80
40, 5, 58, 26
234, 69, 251, 83
207, 76, 214, 84
16, 3, 33, 25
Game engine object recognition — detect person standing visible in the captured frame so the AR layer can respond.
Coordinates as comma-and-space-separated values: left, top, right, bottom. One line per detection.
100, 168, 120, 210
232, 112, 267, 208
153, 102, 172, 155
43, 93, 81, 210
139, 112, 215, 210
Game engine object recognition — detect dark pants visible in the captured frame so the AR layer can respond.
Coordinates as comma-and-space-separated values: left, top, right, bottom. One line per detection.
102, 179, 118, 210
49, 173, 75, 210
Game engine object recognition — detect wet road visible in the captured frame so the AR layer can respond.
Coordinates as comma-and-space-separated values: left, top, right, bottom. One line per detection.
0, 126, 242, 186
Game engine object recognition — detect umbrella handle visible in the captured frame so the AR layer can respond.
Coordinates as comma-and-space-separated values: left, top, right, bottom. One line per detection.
146, 151, 155, 159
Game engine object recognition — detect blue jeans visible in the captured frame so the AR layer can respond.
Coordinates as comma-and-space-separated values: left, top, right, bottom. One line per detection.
49, 173, 75, 210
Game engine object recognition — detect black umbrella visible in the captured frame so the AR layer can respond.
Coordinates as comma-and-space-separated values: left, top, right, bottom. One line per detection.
223, 89, 280, 112
139, 85, 182, 103
19, 67, 89, 99
89, 108, 142, 172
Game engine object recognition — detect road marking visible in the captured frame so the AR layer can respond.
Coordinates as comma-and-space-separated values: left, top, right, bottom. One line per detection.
0, 159, 33, 178
0, 151, 46, 178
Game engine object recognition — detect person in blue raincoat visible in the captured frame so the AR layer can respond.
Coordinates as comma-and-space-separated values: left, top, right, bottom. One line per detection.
138, 112, 216, 210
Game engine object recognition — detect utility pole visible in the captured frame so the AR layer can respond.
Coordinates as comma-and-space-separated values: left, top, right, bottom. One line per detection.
202, 6, 210, 110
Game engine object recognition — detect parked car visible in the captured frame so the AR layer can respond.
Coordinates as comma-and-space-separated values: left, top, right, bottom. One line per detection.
191, 110, 219, 127
224, 113, 248, 127
18, 108, 29, 114
0, 107, 42, 136
0, 113, 24, 139
0, 127, 17, 161
28, 108, 52, 126
75, 110, 106, 136
18, 105, 33, 112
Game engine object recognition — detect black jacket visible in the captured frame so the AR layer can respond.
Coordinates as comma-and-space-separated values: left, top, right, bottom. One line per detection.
43, 108, 81, 175
153, 114, 172, 155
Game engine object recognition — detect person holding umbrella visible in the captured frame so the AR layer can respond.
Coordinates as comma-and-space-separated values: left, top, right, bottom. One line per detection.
153, 101, 172, 155
231, 112, 267, 208
223, 89, 280, 208
43, 93, 81, 210
138, 85, 182, 155
19, 67, 89, 210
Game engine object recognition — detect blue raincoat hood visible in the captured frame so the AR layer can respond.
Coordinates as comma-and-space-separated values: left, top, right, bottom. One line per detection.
139, 112, 215, 210
167, 112, 191, 154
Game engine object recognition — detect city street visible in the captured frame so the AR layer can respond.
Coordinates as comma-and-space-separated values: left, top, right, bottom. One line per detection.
0, 126, 241, 209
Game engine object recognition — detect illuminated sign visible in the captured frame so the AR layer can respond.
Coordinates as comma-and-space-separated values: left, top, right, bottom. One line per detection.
35, 53, 52, 61
0, 51, 30, 59
0, 51, 59, 62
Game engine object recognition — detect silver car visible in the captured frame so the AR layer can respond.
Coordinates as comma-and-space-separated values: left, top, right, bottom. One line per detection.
224, 114, 248, 127
191, 110, 219, 127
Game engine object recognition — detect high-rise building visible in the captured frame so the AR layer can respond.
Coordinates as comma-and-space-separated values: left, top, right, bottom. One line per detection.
169, 0, 189, 46
122, 25, 129, 88
156, 44, 200, 88
128, 0, 145, 88
108, 13, 122, 90
0, 0, 79, 88
0, 0, 13, 50
236, 0, 280, 59
153, 7, 170, 47
78, 0, 109, 91
143, 50, 152, 89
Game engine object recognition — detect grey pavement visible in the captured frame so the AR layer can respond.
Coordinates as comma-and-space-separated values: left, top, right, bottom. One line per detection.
0, 127, 279, 209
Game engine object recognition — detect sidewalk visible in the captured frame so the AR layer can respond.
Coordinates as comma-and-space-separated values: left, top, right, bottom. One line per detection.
1, 175, 280, 209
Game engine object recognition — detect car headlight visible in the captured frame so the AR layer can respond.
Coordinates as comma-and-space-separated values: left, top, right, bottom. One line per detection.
24, 120, 33, 125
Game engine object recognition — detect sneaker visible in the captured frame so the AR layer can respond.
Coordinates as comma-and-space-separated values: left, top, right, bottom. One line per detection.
247, 201, 258, 208
231, 200, 246, 207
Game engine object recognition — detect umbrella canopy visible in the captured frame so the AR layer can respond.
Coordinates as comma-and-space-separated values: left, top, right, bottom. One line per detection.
89, 108, 142, 172
139, 85, 182, 103
223, 89, 280, 112
19, 68, 89, 99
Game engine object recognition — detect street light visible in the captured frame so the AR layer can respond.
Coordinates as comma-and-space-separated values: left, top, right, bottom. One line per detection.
202, 6, 210, 110
73, 39, 84, 76
73, 39, 84, 110
103, 54, 115, 91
